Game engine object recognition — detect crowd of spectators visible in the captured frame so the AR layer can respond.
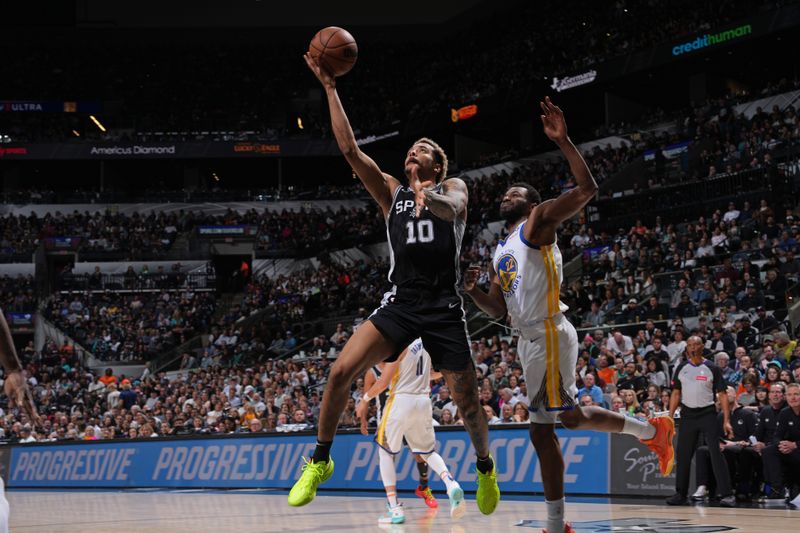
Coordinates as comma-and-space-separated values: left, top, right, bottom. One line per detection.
694, 97, 800, 181
558, 195, 799, 326
0, 203, 385, 261
0, 184, 370, 206
5, 307, 799, 443
0, 274, 36, 313
177, 258, 391, 368
185, 204, 383, 255
0, 209, 180, 260
56, 263, 210, 292
238, 258, 390, 323
3, 71, 798, 273
44, 289, 216, 362
0, 333, 353, 441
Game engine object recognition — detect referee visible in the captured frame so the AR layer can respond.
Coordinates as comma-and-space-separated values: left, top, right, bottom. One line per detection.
667, 335, 735, 506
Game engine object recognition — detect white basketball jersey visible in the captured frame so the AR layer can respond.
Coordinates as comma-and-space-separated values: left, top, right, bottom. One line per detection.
390, 338, 431, 395
492, 222, 569, 327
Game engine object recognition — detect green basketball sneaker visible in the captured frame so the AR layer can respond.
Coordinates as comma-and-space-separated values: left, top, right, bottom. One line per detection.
475, 455, 500, 515
287, 458, 335, 507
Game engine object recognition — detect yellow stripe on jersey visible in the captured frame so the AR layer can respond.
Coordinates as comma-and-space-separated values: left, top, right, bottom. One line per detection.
543, 315, 555, 407
376, 372, 401, 445
549, 246, 561, 306
547, 317, 561, 408
538, 245, 563, 408
540, 246, 555, 317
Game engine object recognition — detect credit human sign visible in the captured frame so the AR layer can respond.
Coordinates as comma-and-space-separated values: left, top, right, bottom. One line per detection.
671, 24, 752, 56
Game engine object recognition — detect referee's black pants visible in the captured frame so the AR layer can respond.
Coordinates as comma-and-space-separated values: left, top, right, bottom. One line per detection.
676, 405, 732, 497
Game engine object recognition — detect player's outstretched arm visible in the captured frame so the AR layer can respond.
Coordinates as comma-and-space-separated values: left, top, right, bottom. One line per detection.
356, 351, 406, 433
463, 264, 507, 319
523, 97, 598, 245
303, 53, 399, 217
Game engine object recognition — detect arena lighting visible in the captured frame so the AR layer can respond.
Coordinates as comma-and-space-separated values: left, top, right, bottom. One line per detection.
297, 117, 304, 130
89, 115, 106, 132
72, 130, 80, 137
212, 172, 220, 182
451, 104, 478, 123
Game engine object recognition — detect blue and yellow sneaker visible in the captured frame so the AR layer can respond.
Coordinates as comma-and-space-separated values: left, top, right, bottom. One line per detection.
287, 458, 334, 507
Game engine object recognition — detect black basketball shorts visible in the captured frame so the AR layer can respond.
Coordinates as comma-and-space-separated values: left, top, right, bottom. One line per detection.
368, 291, 473, 372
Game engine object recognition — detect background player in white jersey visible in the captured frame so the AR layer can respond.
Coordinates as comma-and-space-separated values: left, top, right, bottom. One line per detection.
362, 364, 439, 511
356, 339, 465, 524
463, 97, 675, 533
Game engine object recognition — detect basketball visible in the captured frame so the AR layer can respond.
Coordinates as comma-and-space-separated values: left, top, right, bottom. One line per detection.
308, 26, 358, 77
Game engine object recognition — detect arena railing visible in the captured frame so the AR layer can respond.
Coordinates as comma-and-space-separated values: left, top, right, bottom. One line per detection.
590, 166, 787, 230
55, 272, 215, 292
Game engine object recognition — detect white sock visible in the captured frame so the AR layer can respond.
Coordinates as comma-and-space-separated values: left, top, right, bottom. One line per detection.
546, 498, 565, 532
440, 471, 458, 492
386, 491, 399, 507
622, 416, 655, 440
378, 448, 397, 487
420, 452, 457, 491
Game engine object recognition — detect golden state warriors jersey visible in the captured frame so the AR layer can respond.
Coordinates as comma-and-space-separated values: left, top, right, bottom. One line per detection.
492, 222, 569, 327
390, 338, 432, 395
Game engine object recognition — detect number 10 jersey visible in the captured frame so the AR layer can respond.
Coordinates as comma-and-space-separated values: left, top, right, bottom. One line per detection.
386, 184, 466, 297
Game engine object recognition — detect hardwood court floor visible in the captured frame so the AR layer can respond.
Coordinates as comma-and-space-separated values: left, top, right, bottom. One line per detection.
7, 490, 798, 532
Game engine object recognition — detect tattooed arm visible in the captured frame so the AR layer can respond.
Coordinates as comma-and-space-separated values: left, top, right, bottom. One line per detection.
421, 177, 468, 222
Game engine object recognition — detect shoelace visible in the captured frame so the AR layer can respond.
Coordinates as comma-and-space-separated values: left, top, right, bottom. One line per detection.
300, 458, 325, 483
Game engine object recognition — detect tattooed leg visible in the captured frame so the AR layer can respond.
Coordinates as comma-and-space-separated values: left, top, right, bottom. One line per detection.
441, 366, 490, 457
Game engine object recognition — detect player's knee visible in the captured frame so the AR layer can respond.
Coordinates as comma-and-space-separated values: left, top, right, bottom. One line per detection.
327, 362, 355, 387
454, 395, 480, 416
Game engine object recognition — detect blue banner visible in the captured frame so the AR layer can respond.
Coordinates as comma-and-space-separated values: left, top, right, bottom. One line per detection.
7, 428, 609, 493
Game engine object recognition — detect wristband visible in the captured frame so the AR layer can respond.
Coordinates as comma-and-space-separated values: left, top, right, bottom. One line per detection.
363, 393, 372, 402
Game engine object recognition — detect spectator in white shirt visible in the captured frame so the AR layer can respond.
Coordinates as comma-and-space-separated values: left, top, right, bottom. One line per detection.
711, 228, 728, 248
106, 383, 121, 408
19, 426, 37, 443
666, 330, 687, 366
607, 330, 635, 362
570, 228, 590, 248
695, 237, 714, 258
723, 202, 740, 223
483, 405, 502, 425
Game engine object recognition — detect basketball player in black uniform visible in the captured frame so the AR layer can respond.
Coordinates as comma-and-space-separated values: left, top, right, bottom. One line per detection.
289, 53, 500, 514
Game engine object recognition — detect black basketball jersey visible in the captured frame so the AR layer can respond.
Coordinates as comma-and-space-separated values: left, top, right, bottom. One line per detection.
386, 185, 466, 296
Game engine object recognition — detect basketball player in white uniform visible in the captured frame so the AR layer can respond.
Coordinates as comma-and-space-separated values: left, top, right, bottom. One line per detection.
357, 339, 465, 524
463, 97, 675, 533
362, 364, 440, 511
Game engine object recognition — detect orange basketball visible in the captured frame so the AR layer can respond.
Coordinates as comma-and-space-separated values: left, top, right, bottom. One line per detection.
308, 26, 358, 77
